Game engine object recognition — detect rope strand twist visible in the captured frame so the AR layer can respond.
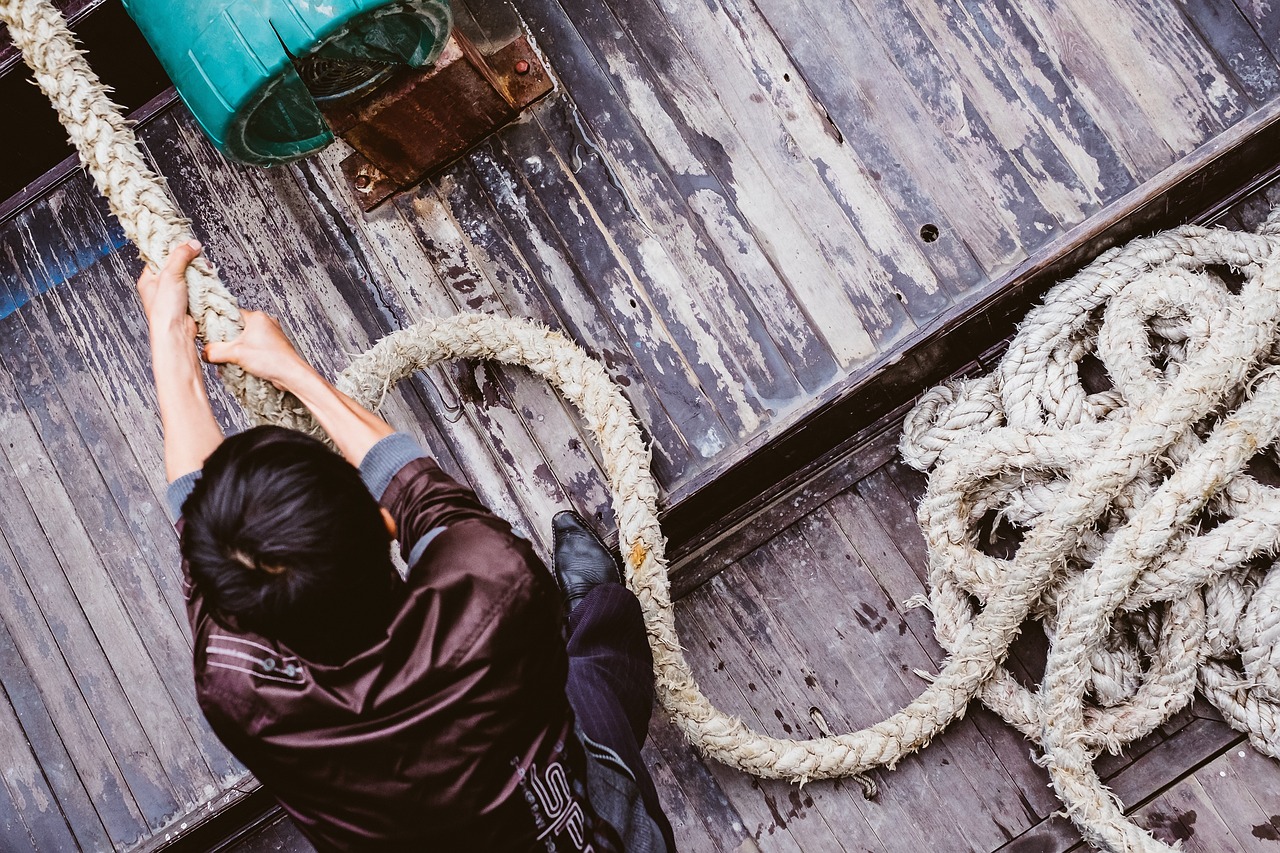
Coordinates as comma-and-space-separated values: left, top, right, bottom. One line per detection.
3, 2, 1276, 850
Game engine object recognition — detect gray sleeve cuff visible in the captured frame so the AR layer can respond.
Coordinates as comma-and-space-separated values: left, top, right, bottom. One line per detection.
166, 471, 201, 521
359, 432, 428, 501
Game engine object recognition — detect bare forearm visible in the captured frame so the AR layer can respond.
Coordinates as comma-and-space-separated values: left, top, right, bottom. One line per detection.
278, 362, 393, 466
152, 328, 223, 481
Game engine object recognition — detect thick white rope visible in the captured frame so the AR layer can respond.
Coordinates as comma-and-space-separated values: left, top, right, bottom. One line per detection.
0, 0, 320, 436
900, 225, 1280, 851
4, 2, 1277, 851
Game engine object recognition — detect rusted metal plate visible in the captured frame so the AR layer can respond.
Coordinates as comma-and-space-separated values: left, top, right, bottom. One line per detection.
329, 31, 554, 211
339, 154, 399, 210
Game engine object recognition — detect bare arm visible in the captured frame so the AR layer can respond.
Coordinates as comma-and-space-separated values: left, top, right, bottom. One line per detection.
138, 241, 224, 481
204, 311, 394, 466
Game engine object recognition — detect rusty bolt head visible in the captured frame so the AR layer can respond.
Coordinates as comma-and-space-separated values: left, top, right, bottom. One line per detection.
354, 173, 373, 190
514, 59, 530, 75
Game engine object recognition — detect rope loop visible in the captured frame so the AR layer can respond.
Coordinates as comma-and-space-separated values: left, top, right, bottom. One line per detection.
3, 1, 1277, 849
902, 224, 1280, 851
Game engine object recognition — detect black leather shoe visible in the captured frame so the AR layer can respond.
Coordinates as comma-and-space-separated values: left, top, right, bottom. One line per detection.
552, 510, 621, 615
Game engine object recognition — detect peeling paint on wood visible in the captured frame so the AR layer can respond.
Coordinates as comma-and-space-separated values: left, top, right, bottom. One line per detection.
2, 0, 1280, 848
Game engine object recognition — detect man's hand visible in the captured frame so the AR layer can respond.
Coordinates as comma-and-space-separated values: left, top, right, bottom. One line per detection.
139, 239, 224, 482
206, 310, 394, 466
204, 310, 308, 390
138, 239, 201, 339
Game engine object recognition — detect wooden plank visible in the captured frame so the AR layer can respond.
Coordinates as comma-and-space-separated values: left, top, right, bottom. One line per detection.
462, 137, 736, 468
1179, 0, 1280, 106
949, 0, 1138, 203
897, 0, 1135, 222
676, 0, 987, 289
668, 417, 902, 598
1040, 0, 1249, 159
1191, 745, 1280, 851
520, 97, 844, 404
43, 178, 187, 564
641, 717, 747, 853
630, 0, 962, 312
32, 181, 244, 785
677, 576, 871, 851
489, 11, 862, 388
673, 593, 807, 851
694, 527, 1029, 850
448, 144, 701, 483
494, 0, 873, 377
429, 145, 690, 487
575, 0, 933, 345
1002, 2, 1177, 178
786, 510, 1050, 841
1103, 716, 1243, 809
0, 359, 154, 846
474, 125, 767, 446
1003, 720, 1245, 853
747, 0, 1031, 274
402, 162, 629, 494
844, 0, 1079, 239
745, 543, 990, 850
1113, 776, 1245, 852
0, 315, 214, 815
658, 95, 1280, 568
1229, 1, 1280, 72
0, 734, 37, 851
390, 178, 617, 527
0, 565, 101, 852
0, 218, 207, 829
820, 488, 1065, 822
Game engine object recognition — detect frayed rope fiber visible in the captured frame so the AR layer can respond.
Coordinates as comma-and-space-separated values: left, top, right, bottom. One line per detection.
3, 1, 1276, 850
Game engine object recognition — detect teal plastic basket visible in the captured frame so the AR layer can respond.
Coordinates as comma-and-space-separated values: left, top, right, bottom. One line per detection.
122, 0, 451, 165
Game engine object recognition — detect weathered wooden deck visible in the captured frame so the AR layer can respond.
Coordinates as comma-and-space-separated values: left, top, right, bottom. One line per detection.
647, 407, 1280, 852
1, 0, 1280, 849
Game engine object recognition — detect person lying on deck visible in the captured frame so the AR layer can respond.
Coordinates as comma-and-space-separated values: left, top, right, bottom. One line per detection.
137, 240, 676, 853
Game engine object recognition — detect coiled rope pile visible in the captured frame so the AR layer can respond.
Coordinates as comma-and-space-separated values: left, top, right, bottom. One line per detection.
897, 218, 1280, 850
2, 1, 1277, 850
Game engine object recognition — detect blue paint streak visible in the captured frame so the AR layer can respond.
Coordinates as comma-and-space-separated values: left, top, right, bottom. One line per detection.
0, 226, 132, 321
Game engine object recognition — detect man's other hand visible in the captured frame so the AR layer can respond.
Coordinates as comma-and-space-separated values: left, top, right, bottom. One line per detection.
204, 310, 307, 390
137, 239, 201, 339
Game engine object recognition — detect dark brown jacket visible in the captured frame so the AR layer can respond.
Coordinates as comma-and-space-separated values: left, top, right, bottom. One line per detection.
170, 435, 625, 851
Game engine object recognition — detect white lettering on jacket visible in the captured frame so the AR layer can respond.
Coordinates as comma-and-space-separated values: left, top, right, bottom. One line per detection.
530, 760, 593, 852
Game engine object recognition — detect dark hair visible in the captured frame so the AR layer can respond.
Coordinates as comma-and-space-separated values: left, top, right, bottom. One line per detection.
181, 425, 397, 663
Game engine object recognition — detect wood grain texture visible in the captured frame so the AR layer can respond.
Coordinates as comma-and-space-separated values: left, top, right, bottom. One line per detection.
3, 0, 1280, 849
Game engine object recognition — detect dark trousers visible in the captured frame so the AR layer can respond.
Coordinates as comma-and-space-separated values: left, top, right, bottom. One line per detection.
565, 583, 677, 852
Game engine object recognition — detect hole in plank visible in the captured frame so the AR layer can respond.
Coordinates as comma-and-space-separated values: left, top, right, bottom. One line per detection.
919, 223, 940, 243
